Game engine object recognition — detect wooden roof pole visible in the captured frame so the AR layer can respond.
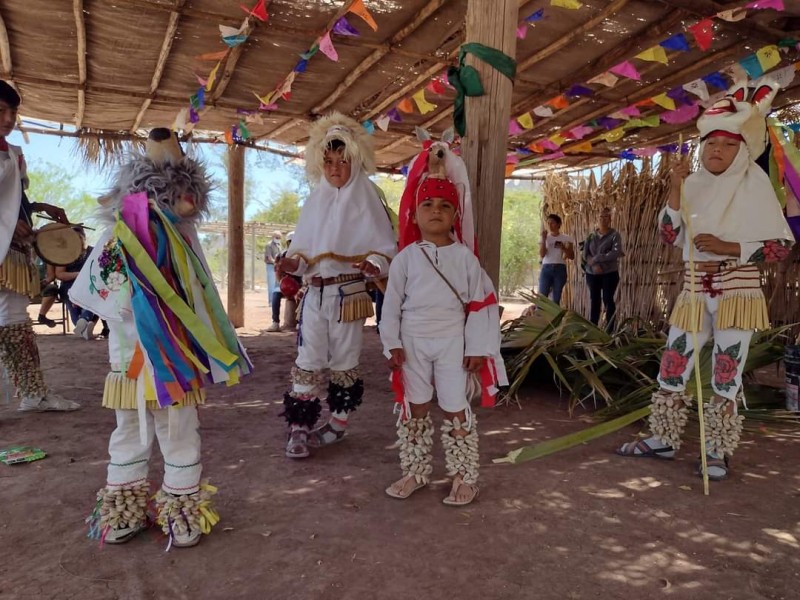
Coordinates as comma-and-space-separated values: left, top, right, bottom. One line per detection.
73, 0, 87, 129
227, 144, 246, 328
462, 0, 518, 288
130, 0, 186, 133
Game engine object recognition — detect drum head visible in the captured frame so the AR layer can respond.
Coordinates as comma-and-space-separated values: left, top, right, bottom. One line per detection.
34, 223, 84, 266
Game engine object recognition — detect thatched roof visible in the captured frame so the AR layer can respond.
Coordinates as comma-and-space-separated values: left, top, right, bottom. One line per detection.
3, 0, 800, 174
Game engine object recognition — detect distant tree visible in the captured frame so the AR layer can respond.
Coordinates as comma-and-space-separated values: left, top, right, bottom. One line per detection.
251, 188, 301, 225
500, 188, 542, 296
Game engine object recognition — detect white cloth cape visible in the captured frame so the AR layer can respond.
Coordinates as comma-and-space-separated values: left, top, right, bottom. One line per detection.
287, 167, 396, 276
674, 143, 794, 262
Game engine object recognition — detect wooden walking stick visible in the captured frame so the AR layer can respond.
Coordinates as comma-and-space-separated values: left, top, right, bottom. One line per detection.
677, 135, 710, 496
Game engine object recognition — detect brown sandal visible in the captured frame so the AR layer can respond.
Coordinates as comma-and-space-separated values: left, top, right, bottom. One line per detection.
442, 477, 479, 506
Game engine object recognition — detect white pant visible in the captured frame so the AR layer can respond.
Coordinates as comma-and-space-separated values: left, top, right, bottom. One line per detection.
402, 334, 468, 413
0, 288, 31, 326
296, 285, 363, 374
107, 407, 202, 495
659, 294, 752, 401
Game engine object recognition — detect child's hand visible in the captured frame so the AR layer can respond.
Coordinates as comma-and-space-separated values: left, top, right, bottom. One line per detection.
388, 348, 405, 370
670, 161, 691, 188
353, 260, 380, 277
463, 356, 484, 373
693, 233, 724, 254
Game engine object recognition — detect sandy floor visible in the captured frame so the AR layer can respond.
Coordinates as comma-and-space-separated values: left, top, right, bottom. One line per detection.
1, 291, 799, 600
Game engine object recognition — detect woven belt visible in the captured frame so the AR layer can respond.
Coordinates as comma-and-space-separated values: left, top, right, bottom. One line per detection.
309, 273, 364, 287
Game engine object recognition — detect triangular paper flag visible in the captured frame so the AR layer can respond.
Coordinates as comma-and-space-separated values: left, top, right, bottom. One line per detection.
609, 61, 640, 81
624, 115, 660, 129
253, 90, 275, 106
505, 163, 517, 177
333, 16, 360, 36
746, 0, 784, 9
636, 46, 668, 65
588, 72, 618, 87
224, 129, 234, 145
319, 31, 338, 61
660, 33, 690, 52
206, 62, 221, 92
566, 141, 592, 153
764, 64, 796, 88
238, 121, 250, 140
569, 125, 594, 140
172, 107, 188, 131
723, 63, 748, 83
542, 151, 566, 161
740, 54, 764, 79
294, 59, 308, 73
220, 22, 247, 38
222, 35, 248, 48
506, 153, 520, 164
602, 128, 626, 143
633, 147, 658, 157
702, 72, 728, 91
651, 93, 676, 111
300, 46, 319, 60
546, 95, 569, 109
540, 139, 559, 151
528, 142, 545, 153
189, 108, 200, 124
621, 105, 641, 117
387, 108, 402, 122
276, 71, 297, 99
426, 79, 446, 95
551, 0, 582, 9
412, 89, 437, 114
610, 111, 631, 121
660, 103, 700, 125
509, 119, 525, 136
533, 105, 554, 118
526, 9, 545, 22
517, 24, 528, 39
376, 115, 391, 131
349, 0, 378, 31
244, 113, 265, 125
518, 113, 534, 129
397, 98, 414, 113
195, 74, 207, 87
362, 120, 375, 135
756, 45, 781, 72
550, 134, 567, 147
688, 19, 714, 52
716, 8, 747, 21
241, 0, 268, 21
566, 85, 594, 98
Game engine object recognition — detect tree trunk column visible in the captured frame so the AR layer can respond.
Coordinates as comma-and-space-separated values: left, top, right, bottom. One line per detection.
462, 0, 517, 289
227, 144, 245, 328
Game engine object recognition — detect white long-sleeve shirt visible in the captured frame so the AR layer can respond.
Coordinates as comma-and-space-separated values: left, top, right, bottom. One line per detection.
380, 241, 495, 358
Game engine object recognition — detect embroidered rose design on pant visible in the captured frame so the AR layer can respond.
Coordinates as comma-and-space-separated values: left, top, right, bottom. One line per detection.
713, 341, 742, 393
659, 332, 691, 388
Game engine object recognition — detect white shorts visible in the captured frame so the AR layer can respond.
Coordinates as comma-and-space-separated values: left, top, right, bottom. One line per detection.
402, 334, 468, 413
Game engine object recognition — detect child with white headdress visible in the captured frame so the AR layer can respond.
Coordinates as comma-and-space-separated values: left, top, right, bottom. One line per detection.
278, 112, 396, 459
616, 82, 794, 481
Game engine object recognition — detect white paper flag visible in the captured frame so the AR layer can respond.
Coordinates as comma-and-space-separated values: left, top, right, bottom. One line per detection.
376, 115, 391, 131
533, 105, 554, 118
683, 79, 710, 102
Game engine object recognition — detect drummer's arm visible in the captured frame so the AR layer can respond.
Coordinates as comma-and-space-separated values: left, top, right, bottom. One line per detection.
54, 265, 78, 282
12, 219, 33, 242
30, 202, 67, 224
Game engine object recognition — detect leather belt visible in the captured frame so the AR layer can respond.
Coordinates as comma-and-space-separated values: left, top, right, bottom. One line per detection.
309, 274, 363, 287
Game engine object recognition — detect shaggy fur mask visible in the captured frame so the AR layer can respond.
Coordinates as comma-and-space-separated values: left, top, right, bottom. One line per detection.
101, 154, 211, 222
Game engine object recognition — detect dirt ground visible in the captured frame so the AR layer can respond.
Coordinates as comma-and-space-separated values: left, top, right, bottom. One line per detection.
1, 291, 799, 600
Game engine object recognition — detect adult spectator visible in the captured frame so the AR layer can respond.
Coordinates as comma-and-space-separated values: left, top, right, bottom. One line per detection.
36, 259, 59, 327
538, 213, 574, 305
583, 207, 624, 331
265, 232, 300, 332
55, 227, 104, 339
264, 230, 284, 303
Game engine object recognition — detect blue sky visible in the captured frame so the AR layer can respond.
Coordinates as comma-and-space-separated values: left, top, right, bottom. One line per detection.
8, 126, 302, 219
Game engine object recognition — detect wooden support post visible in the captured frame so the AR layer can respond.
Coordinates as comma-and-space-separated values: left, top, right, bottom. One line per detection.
461, 0, 517, 289
227, 144, 245, 327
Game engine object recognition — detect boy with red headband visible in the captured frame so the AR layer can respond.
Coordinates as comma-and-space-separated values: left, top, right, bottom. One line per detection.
616, 83, 794, 481
381, 173, 504, 506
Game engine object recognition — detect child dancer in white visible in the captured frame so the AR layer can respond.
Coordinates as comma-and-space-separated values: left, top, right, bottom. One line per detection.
381, 176, 503, 506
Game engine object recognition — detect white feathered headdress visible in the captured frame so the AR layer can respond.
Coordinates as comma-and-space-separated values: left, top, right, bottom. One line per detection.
305, 111, 375, 184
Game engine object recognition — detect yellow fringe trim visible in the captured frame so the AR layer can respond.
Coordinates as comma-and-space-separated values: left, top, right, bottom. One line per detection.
291, 251, 393, 267
0, 249, 39, 298
670, 290, 769, 332
340, 291, 374, 322
102, 372, 206, 410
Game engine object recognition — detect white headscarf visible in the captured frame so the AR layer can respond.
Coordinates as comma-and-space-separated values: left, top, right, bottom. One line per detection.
287, 166, 396, 268
681, 141, 794, 261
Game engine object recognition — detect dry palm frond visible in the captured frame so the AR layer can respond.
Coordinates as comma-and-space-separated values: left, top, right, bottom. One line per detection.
75, 131, 146, 169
